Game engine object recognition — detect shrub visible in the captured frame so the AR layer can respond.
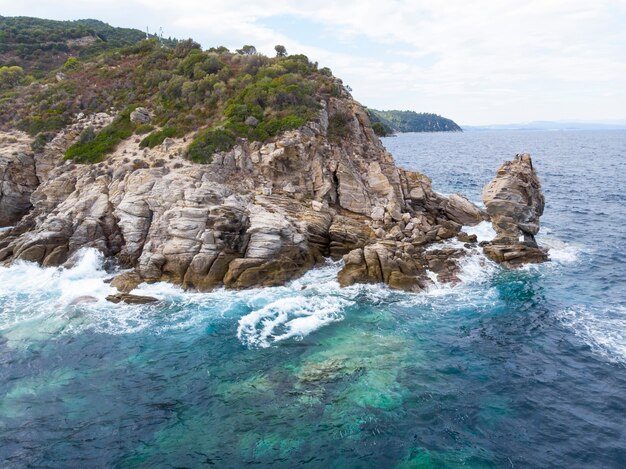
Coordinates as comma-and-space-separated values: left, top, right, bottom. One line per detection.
63, 57, 80, 71
31, 131, 55, 152
18, 114, 67, 136
135, 123, 154, 135
65, 107, 136, 163
372, 122, 390, 137
139, 127, 178, 148
186, 128, 235, 163
328, 112, 351, 142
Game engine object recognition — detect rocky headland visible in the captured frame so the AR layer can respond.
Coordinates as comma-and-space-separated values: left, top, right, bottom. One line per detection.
0, 97, 548, 295
0, 20, 548, 296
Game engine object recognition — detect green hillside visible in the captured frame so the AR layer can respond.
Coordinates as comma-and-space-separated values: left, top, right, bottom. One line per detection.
0, 18, 343, 164
368, 109, 462, 134
0, 16, 176, 76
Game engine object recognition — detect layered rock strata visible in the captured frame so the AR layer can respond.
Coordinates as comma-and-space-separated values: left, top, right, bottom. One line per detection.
482, 153, 549, 266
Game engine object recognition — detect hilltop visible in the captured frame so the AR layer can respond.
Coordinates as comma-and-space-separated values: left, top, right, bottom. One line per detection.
368, 109, 462, 135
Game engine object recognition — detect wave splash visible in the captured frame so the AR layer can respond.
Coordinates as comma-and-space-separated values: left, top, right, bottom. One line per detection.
237, 296, 351, 348
559, 305, 626, 365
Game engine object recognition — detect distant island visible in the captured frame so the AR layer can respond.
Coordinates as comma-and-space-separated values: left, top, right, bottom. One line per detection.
463, 121, 626, 131
367, 109, 462, 136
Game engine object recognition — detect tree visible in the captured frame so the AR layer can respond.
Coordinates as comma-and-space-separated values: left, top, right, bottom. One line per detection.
236, 45, 257, 55
0, 65, 26, 90
274, 45, 287, 57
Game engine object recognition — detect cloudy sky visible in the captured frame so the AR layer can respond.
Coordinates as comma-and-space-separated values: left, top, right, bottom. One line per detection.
2, 0, 625, 125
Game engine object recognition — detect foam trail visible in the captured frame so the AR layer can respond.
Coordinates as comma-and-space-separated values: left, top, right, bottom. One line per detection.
559, 306, 626, 364
237, 295, 352, 348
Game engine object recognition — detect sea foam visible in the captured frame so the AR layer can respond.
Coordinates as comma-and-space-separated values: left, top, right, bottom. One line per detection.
559, 305, 626, 365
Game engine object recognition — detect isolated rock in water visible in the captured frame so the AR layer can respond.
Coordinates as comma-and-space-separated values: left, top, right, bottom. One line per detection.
106, 293, 159, 304
482, 153, 548, 266
130, 107, 151, 124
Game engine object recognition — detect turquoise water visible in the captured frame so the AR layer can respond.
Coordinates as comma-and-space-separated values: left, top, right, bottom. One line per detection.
1, 130, 625, 467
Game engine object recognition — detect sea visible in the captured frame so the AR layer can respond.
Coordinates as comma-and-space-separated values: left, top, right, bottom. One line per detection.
1, 130, 625, 467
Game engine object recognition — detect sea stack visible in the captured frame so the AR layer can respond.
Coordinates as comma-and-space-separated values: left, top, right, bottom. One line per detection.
481, 153, 549, 266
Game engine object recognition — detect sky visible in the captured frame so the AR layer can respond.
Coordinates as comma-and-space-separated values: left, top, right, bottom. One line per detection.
2, 0, 626, 125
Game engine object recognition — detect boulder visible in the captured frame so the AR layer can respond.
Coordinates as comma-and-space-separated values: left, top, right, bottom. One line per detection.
442, 193, 487, 226
110, 271, 143, 293
106, 293, 159, 304
130, 107, 151, 124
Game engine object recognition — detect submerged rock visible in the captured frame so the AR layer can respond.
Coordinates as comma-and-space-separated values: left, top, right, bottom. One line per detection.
106, 293, 159, 304
482, 153, 549, 266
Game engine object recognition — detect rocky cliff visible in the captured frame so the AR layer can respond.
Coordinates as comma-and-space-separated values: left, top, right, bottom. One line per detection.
0, 96, 548, 294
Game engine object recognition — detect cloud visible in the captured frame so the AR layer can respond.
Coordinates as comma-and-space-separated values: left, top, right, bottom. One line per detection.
1, 0, 625, 124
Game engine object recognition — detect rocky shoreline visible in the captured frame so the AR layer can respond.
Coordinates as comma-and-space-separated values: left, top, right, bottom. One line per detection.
0, 95, 548, 296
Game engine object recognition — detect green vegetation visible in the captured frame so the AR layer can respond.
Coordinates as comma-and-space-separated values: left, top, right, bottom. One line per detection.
139, 127, 178, 148
63, 57, 80, 71
0, 65, 30, 91
328, 112, 351, 142
368, 109, 462, 133
187, 128, 235, 164
371, 122, 391, 137
0, 16, 177, 76
274, 45, 287, 57
1, 18, 343, 164
65, 107, 136, 163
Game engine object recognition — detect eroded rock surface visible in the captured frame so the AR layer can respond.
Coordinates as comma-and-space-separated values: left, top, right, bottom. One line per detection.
0, 95, 545, 293
482, 153, 548, 266
0, 131, 38, 226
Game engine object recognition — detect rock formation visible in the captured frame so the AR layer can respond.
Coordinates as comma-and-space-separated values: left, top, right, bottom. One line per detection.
481, 153, 549, 266
0, 96, 547, 293
0, 131, 39, 226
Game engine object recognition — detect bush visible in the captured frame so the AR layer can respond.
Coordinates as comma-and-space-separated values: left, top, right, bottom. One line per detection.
18, 114, 67, 136
31, 131, 55, 152
186, 128, 235, 163
139, 127, 178, 148
63, 57, 80, 71
135, 123, 154, 134
372, 122, 390, 137
65, 107, 136, 163
328, 112, 351, 142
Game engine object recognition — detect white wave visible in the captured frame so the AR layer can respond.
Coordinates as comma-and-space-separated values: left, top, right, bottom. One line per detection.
538, 236, 584, 264
237, 295, 351, 348
559, 305, 626, 365
464, 220, 496, 243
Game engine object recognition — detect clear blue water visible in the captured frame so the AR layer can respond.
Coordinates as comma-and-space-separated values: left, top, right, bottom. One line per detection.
1, 130, 625, 468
